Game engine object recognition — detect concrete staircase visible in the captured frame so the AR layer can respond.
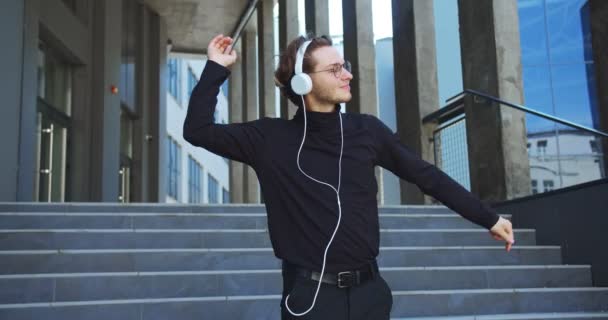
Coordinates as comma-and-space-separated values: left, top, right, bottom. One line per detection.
0, 203, 606, 319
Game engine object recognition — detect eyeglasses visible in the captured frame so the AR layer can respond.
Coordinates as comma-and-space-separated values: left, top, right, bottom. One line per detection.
309, 61, 352, 78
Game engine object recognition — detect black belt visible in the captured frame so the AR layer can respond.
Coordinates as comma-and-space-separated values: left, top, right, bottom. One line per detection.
283, 260, 379, 289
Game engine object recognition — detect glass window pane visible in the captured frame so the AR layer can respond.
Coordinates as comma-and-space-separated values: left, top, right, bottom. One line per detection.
38, 44, 72, 116
546, 0, 590, 64
522, 65, 555, 133
518, 0, 549, 66
551, 64, 594, 129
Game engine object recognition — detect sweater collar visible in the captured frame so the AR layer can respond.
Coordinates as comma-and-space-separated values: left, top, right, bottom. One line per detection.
292, 104, 343, 133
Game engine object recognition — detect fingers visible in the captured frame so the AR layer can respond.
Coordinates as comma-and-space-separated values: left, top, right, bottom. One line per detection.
220, 38, 234, 53
210, 34, 224, 47
490, 221, 515, 252
210, 35, 234, 52
505, 223, 515, 244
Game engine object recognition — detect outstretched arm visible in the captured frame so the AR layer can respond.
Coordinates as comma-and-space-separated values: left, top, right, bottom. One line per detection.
183, 35, 265, 166
368, 115, 514, 251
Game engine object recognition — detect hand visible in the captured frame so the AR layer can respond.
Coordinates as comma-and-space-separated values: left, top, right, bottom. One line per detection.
489, 216, 515, 252
208, 34, 237, 68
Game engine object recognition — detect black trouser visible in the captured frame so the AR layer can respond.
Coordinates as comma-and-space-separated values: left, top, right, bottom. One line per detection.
280, 261, 393, 320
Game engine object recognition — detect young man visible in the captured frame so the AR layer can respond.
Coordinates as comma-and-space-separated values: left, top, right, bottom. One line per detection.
183, 34, 515, 320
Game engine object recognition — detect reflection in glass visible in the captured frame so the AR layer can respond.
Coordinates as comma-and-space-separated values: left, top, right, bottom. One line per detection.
551, 64, 594, 127
120, 0, 137, 109
37, 44, 72, 116
518, 0, 604, 195
518, 0, 549, 66
545, 0, 591, 64
555, 128, 604, 187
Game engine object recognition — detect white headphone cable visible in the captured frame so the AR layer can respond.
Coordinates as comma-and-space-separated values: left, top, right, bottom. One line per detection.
284, 96, 344, 317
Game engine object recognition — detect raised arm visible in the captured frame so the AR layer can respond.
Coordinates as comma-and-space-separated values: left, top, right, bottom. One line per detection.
183, 35, 265, 166
367, 115, 514, 250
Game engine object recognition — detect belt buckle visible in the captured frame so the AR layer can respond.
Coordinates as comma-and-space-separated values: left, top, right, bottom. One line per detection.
337, 271, 355, 288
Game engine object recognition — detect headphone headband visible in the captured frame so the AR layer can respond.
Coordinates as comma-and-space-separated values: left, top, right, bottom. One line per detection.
294, 40, 312, 75
291, 39, 314, 95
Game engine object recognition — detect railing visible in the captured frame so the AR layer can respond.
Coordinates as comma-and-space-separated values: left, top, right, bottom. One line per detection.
423, 89, 607, 197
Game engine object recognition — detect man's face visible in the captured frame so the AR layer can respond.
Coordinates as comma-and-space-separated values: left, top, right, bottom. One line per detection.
308, 46, 353, 105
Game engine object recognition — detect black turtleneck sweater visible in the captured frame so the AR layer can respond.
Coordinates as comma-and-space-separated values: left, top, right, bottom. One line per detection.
183, 60, 501, 273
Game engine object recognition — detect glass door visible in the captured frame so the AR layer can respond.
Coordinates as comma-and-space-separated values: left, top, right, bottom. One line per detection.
118, 109, 134, 203
35, 104, 69, 202
35, 42, 72, 202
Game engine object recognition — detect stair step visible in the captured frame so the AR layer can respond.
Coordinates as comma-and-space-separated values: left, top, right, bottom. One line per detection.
0, 246, 561, 274
0, 288, 606, 319
0, 265, 591, 304
0, 203, 458, 215
388, 288, 608, 317
0, 228, 536, 249
391, 311, 608, 319
0, 213, 512, 230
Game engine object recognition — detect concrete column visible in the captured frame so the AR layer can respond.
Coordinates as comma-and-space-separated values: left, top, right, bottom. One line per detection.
243, 30, 260, 203
590, 0, 608, 177
0, 0, 26, 201
341, 0, 383, 204
68, 2, 94, 202
148, 11, 168, 202
229, 40, 245, 203
305, 0, 329, 36
458, 0, 531, 201
131, 4, 150, 202
17, 0, 42, 202
278, 0, 300, 120
391, 0, 440, 204
69, 66, 94, 202
257, 0, 278, 118
89, 0, 122, 202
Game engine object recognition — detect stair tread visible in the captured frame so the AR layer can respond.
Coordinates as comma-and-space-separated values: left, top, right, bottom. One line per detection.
391, 311, 608, 319
0, 245, 560, 254
1, 287, 607, 308
0, 228, 534, 232
0, 264, 591, 279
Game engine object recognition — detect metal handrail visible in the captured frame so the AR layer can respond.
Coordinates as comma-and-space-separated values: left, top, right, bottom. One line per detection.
422, 89, 608, 138
225, 0, 260, 53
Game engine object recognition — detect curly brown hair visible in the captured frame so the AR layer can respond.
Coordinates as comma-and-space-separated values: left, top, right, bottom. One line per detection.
274, 33, 333, 107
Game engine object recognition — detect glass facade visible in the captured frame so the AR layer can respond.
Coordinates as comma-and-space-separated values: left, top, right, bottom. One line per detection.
188, 156, 202, 203
222, 187, 230, 204
208, 174, 219, 203
167, 136, 181, 200
120, 0, 138, 111
221, 80, 229, 101
518, 0, 603, 192
167, 58, 180, 104
187, 67, 197, 102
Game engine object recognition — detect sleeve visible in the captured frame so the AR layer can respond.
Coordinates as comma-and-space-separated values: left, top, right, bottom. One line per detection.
367, 114, 500, 230
183, 59, 265, 167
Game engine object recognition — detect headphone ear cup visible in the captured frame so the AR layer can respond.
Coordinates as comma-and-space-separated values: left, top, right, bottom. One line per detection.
290, 73, 313, 95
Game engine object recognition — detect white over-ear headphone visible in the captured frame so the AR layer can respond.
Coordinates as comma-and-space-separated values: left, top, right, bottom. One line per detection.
284, 37, 345, 317
290, 40, 314, 95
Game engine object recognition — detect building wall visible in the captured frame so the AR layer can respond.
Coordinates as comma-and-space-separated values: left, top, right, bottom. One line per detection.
518, 0, 604, 189
0, 0, 169, 203
165, 58, 230, 204
424, 0, 604, 196
375, 38, 401, 205
527, 131, 603, 192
